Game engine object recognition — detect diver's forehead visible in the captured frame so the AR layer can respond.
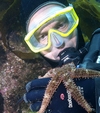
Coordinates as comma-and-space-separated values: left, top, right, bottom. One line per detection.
35, 15, 68, 34
27, 4, 64, 32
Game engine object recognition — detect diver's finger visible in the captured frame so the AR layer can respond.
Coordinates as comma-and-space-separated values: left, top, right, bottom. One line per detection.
30, 101, 42, 112
25, 78, 50, 92
23, 89, 45, 103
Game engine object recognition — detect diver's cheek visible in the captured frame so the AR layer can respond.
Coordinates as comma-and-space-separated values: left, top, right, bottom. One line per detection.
40, 48, 60, 61
64, 36, 77, 48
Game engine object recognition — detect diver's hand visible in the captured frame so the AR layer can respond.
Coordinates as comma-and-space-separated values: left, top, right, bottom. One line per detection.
23, 78, 50, 112
23, 77, 95, 113
23, 77, 71, 113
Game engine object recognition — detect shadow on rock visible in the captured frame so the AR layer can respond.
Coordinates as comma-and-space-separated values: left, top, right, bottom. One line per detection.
0, 93, 4, 113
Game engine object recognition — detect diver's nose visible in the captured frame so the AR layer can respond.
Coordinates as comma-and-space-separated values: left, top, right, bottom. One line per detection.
51, 32, 64, 48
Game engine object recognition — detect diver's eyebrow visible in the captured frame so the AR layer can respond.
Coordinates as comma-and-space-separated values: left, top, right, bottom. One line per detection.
36, 20, 59, 35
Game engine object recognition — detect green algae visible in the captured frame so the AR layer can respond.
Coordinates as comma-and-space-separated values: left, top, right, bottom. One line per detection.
0, 0, 39, 60
68, 0, 100, 39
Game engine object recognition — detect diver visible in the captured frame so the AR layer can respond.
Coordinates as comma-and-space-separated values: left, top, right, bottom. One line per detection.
20, 0, 100, 112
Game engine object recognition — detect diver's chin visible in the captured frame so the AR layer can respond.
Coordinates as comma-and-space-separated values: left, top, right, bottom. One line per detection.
44, 54, 60, 62
54, 57, 60, 62
49, 57, 60, 62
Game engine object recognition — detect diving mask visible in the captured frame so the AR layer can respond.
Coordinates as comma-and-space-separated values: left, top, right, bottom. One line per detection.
24, 6, 79, 53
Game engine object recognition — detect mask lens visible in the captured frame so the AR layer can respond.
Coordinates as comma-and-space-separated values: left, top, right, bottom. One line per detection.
25, 6, 79, 53
33, 14, 69, 46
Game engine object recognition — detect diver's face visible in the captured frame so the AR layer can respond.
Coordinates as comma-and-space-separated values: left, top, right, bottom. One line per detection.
28, 4, 78, 61
40, 29, 77, 61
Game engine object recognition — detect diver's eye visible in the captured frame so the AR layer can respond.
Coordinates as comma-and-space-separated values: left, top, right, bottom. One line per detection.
55, 22, 68, 32
38, 33, 48, 45
39, 33, 48, 40
57, 22, 66, 29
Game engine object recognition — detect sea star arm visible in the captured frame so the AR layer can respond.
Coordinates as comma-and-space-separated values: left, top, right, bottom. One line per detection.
37, 63, 99, 113
37, 69, 63, 113
63, 73, 93, 113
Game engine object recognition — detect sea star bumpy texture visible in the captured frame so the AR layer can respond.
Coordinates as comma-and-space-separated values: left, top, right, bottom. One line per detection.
38, 63, 100, 113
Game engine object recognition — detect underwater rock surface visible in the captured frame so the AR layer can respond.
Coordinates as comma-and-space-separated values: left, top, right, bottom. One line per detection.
0, 1, 51, 112
0, 36, 51, 113
0, 0, 100, 113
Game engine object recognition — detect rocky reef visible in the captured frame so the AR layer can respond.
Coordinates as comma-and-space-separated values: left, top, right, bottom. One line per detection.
0, 0, 100, 113
0, 35, 51, 113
